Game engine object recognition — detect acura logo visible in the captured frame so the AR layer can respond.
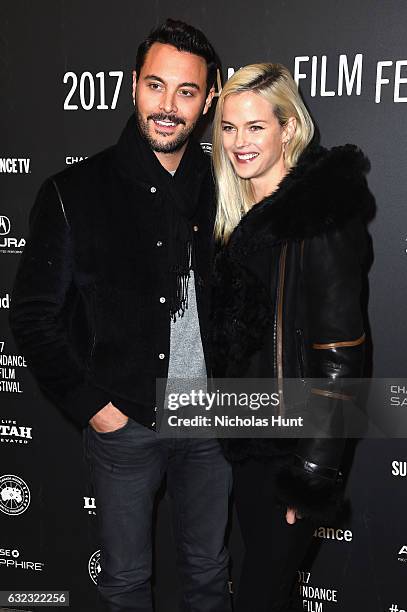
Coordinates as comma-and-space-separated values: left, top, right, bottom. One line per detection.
0, 216, 11, 235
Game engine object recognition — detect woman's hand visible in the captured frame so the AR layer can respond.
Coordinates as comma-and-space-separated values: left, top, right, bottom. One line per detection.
285, 507, 303, 524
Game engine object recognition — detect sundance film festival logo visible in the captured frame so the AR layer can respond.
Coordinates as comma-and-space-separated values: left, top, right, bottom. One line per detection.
0, 340, 27, 394
62, 56, 407, 114
0, 158, 30, 174
0, 216, 26, 254
0, 420, 32, 445
88, 549, 101, 584
0, 474, 31, 516
298, 570, 339, 609
0, 546, 44, 572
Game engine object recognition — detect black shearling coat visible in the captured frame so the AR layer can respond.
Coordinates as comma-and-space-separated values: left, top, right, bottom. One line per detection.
9, 115, 215, 430
211, 144, 374, 521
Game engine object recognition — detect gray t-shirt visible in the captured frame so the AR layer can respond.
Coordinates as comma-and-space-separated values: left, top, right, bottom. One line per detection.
167, 269, 207, 383
166, 170, 207, 398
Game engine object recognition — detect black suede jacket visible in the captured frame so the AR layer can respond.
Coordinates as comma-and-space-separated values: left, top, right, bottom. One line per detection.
211, 144, 374, 521
9, 115, 214, 430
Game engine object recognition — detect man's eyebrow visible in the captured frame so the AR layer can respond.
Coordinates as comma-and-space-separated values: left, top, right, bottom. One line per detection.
144, 74, 165, 83
179, 82, 200, 91
143, 75, 200, 91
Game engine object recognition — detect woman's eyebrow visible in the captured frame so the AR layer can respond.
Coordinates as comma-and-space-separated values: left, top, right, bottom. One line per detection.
221, 119, 267, 124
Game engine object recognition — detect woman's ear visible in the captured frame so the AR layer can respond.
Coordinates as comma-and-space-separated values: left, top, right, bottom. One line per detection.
283, 116, 297, 144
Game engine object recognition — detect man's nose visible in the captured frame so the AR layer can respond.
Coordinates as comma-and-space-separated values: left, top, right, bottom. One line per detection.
159, 90, 178, 114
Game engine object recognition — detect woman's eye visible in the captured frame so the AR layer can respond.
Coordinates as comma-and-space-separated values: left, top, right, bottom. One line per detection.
249, 125, 264, 131
222, 125, 235, 132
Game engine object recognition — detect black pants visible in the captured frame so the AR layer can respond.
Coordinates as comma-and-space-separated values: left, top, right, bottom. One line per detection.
83, 418, 233, 612
233, 458, 316, 612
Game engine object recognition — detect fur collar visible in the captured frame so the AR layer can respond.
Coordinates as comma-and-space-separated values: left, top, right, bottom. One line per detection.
227, 144, 375, 256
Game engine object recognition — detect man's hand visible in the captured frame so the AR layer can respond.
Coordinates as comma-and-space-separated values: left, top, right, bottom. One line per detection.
285, 507, 303, 524
89, 402, 128, 433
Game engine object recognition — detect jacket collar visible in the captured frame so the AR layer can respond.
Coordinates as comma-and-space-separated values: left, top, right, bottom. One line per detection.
228, 143, 375, 256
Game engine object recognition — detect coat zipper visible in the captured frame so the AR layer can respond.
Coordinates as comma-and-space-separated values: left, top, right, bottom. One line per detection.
89, 332, 96, 361
297, 240, 305, 378
276, 242, 288, 416
296, 328, 305, 379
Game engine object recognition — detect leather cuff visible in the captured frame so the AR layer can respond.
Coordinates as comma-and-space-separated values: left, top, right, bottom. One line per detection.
294, 454, 343, 483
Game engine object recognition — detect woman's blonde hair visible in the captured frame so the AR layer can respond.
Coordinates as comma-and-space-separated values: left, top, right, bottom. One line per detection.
213, 63, 314, 242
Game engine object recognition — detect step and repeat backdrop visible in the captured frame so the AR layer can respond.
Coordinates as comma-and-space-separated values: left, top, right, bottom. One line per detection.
1, 1, 407, 611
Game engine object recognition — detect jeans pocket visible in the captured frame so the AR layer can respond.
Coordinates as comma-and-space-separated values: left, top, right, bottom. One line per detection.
89, 417, 133, 438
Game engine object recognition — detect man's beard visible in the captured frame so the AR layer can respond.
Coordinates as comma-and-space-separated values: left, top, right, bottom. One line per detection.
136, 110, 196, 153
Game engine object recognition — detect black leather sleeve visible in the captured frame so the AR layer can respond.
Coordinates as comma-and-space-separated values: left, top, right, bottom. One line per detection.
9, 179, 111, 428
275, 217, 366, 521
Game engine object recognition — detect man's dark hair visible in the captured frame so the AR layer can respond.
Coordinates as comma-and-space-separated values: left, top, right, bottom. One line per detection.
136, 19, 219, 94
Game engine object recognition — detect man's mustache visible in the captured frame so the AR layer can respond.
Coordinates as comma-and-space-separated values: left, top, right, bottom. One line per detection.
148, 113, 186, 126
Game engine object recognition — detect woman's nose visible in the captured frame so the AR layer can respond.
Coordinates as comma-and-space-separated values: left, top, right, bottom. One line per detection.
235, 129, 248, 148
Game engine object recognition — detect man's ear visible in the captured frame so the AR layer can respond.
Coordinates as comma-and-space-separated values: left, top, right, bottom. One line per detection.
132, 70, 137, 105
202, 85, 216, 116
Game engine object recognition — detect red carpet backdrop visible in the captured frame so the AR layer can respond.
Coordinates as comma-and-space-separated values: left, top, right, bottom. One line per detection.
1, 2, 406, 611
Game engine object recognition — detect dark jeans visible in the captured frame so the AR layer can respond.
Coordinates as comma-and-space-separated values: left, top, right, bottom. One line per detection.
83, 418, 232, 612
233, 459, 316, 612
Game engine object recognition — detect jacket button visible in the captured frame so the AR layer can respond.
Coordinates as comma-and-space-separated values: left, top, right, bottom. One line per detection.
193, 225, 199, 232
151, 421, 156, 427
159, 353, 165, 359
150, 186, 157, 193
156, 240, 163, 247
154, 406, 158, 412
159, 297, 166, 303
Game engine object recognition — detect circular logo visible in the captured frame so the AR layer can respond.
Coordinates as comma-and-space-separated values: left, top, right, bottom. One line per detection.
0, 475, 30, 516
200, 142, 212, 156
88, 549, 101, 585
0, 216, 11, 236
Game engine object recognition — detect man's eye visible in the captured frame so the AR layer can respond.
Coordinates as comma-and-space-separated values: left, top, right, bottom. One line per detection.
149, 83, 163, 91
179, 89, 194, 97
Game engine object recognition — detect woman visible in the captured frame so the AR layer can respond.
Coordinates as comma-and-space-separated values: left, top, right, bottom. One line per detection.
211, 63, 372, 611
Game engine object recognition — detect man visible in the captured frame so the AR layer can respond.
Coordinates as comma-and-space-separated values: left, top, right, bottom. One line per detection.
10, 19, 232, 612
